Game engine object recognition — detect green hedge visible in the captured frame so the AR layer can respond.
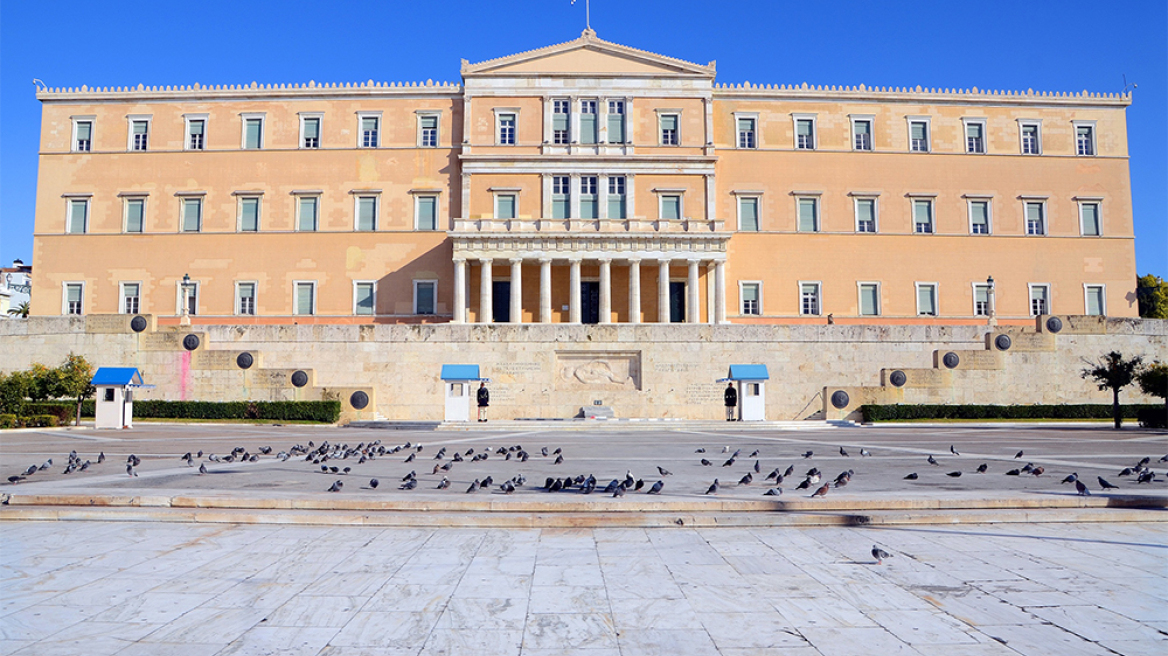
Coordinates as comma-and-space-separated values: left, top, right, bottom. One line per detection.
129, 400, 340, 423
0, 414, 16, 429
860, 404, 1161, 422
24, 402, 76, 424
1138, 407, 1167, 429
23, 415, 59, 428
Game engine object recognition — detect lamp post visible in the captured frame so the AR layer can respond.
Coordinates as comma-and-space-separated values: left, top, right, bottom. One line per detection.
180, 273, 193, 326
986, 275, 996, 327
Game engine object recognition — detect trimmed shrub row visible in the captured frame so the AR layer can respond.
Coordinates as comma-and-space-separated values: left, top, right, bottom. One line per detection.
860, 404, 1161, 423
0, 415, 60, 428
128, 400, 340, 423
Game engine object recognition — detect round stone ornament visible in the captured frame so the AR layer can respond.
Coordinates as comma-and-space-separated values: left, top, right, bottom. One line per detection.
830, 390, 850, 409
1045, 317, 1063, 333
889, 370, 907, 387
349, 391, 370, 410
130, 315, 148, 332
291, 370, 309, 388
942, 352, 960, 369
182, 334, 200, 351
236, 352, 254, 369
995, 335, 1012, 351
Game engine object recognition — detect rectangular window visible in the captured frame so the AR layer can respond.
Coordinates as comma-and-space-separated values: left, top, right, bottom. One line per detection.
187, 119, 205, 150
1029, 284, 1049, 316
75, 120, 93, 152
179, 282, 198, 316
354, 282, 375, 316
125, 198, 145, 233
853, 118, 872, 151
800, 283, 820, 316
607, 100, 625, 143
121, 283, 140, 315
1025, 201, 1045, 235
1080, 202, 1101, 236
1085, 285, 1105, 316
182, 197, 202, 232
661, 195, 681, 220
496, 194, 516, 219
607, 176, 626, 219
579, 100, 597, 145
737, 117, 756, 149
552, 99, 570, 144
741, 282, 760, 315
738, 197, 759, 232
298, 196, 319, 231
965, 122, 985, 153
302, 117, 321, 149
580, 176, 598, 219
414, 281, 436, 315
660, 114, 678, 145
131, 120, 149, 151
909, 120, 929, 152
498, 113, 516, 145
916, 283, 937, 316
360, 116, 379, 148
356, 196, 378, 231
237, 282, 256, 315
419, 115, 439, 147
67, 199, 89, 234
795, 118, 815, 150
552, 176, 570, 219
1076, 124, 1095, 156
239, 197, 260, 232
244, 118, 263, 149
973, 284, 990, 317
855, 198, 876, 233
416, 196, 438, 231
969, 200, 991, 234
797, 198, 818, 232
65, 283, 83, 315
295, 282, 315, 316
1020, 122, 1040, 155
859, 283, 880, 316
913, 199, 934, 234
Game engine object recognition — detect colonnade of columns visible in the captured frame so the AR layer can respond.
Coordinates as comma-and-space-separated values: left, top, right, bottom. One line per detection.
452, 256, 726, 324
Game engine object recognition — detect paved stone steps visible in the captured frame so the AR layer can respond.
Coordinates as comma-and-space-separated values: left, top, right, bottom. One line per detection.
348, 419, 856, 431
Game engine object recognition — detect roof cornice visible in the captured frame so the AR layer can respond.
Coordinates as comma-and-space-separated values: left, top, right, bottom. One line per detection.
461, 29, 715, 78
713, 82, 1131, 107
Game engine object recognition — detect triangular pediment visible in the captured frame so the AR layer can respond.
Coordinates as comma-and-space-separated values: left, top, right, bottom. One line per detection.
462, 30, 715, 78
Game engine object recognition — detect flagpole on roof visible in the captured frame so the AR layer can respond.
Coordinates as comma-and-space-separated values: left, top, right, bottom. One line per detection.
572, 0, 590, 31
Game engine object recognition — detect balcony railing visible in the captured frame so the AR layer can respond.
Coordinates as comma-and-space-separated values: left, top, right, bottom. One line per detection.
451, 217, 726, 233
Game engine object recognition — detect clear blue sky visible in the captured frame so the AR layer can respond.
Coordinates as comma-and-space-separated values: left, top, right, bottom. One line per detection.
2, 0, 1164, 278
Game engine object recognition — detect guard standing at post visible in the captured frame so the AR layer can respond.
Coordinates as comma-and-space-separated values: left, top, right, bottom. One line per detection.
477, 382, 490, 422
724, 383, 737, 421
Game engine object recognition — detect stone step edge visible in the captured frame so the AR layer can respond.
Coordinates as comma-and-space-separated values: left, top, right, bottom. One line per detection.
1, 505, 1162, 528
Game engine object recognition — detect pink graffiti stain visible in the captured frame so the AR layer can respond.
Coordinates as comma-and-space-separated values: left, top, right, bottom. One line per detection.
180, 350, 191, 400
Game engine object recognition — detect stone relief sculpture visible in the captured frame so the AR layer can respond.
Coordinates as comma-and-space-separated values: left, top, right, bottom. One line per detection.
556, 351, 641, 390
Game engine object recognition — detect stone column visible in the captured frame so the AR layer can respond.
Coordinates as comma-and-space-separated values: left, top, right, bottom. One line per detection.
569, 258, 582, 324
714, 260, 727, 324
461, 172, 471, 223
628, 258, 641, 324
510, 258, 523, 324
539, 258, 552, 323
598, 258, 612, 324
479, 258, 493, 324
687, 259, 701, 323
453, 257, 467, 323
658, 259, 671, 323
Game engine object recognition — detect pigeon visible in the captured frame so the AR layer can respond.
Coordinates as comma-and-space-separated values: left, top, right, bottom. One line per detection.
554, 455, 564, 465
1137, 457, 1151, 468
1137, 470, 1156, 484
625, 471, 635, 488
802, 451, 814, 459
23, 465, 36, 476
1075, 480, 1090, 496
657, 466, 672, 476
947, 471, 962, 478
198, 463, 208, 475
1061, 473, 1078, 484
501, 481, 515, 494
796, 478, 812, 490
872, 545, 892, 565
839, 447, 850, 457
553, 448, 562, 455
810, 484, 830, 497
903, 473, 918, 480
466, 481, 479, 493
765, 468, 780, 481
404, 453, 415, 463
1031, 467, 1045, 477
126, 464, 137, 477
722, 446, 730, 453
38, 459, 52, 471
738, 473, 753, 486
976, 463, 988, 473
437, 477, 450, 489
634, 479, 645, 491
763, 488, 781, 496
950, 445, 960, 456
1097, 476, 1118, 489
722, 458, 736, 467
1160, 454, 1168, 463
784, 465, 795, 477
749, 450, 760, 458
1118, 467, 1134, 477
695, 448, 706, 453
1021, 463, 1035, 473
927, 455, 939, 466
705, 479, 720, 495
1005, 469, 1021, 476
860, 449, 871, 457
611, 485, 625, 498
647, 480, 664, 494
402, 471, 416, 482
327, 480, 343, 492
97, 452, 105, 463
1015, 450, 1024, 459
7, 475, 25, 484
701, 459, 713, 466
369, 478, 379, 489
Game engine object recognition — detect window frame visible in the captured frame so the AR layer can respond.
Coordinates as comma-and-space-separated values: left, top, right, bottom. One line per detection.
966, 197, 993, 235
122, 195, 147, 233
353, 194, 380, 232
736, 194, 761, 232
915, 282, 939, 317
240, 113, 266, 150
551, 98, 571, 145
579, 176, 599, 219
658, 193, 683, 221
1076, 198, 1103, 236
119, 281, 142, 315
179, 194, 204, 233
417, 111, 441, 148
795, 195, 820, 233
65, 195, 91, 234
1023, 199, 1047, 236
658, 111, 680, 146
792, 113, 817, 150
1083, 284, 1106, 316
413, 193, 441, 231
910, 196, 935, 234
798, 281, 822, 316
357, 111, 382, 149
235, 281, 258, 316
413, 279, 438, 316
739, 281, 762, 316
293, 280, 317, 316
857, 281, 881, 316
962, 118, 987, 154
1073, 120, 1096, 156
734, 112, 759, 149
552, 176, 571, 219
494, 192, 518, 219
1028, 283, 1051, 317
71, 116, 95, 153
298, 113, 323, 149
494, 109, 518, 146
184, 113, 208, 151
606, 99, 626, 144
294, 193, 320, 232
606, 175, 626, 219
972, 282, 991, 317
175, 279, 199, 316
1018, 119, 1042, 155
852, 195, 878, 233
850, 115, 874, 152
62, 282, 85, 316
127, 115, 152, 152
578, 99, 598, 145
907, 117, 931, 153
353, 280, 377, 316
236, 194, 262, 232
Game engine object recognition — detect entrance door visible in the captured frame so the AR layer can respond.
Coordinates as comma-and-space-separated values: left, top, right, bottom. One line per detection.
669, 281, 686, 323
581, 281, 600, 324
492, 281, 510, 323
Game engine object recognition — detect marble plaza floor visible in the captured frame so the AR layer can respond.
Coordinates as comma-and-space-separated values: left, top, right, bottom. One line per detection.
1, 521, 1165, 656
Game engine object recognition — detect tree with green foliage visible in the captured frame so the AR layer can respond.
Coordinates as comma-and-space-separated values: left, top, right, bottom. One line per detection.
1137, 361, 1168, 419
0, 371, 31, 416
6, 301, 30, 318
1081, 351, 1144, 429
1137, 274, 1168, 318
56, 353, 95, 426
26, 363, 63, 402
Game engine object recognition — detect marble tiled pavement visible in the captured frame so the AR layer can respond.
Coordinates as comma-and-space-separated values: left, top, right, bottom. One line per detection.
2, 521, 1165, 656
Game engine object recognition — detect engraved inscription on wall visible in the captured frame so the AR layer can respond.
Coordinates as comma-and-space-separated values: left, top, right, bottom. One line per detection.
685, 383, 721, 405
555, 351, 641, 391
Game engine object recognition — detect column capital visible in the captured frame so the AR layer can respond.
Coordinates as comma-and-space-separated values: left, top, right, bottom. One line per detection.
687, 257, 703, 265
478, 257, 494, 265
452, 255, 466, 263
626, 257, 642, 265
509, 256, 525, 265
596, 256, 612, 264
538, 257, 554, 265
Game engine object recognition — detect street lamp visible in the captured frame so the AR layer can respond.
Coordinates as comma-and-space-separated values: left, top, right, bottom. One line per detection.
986, 275, 996, 327
180, 273, 193, 326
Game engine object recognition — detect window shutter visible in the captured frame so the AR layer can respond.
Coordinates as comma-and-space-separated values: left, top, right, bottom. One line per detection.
607, 195, 625, 219
857, 199, 874, 226
661, 115, 678, 131
183, 199, 201, 232
971, 201, 988, 229
189, 120, 204, 136
854, 120, 870, 135
798, 199, 817, 232
918, 286, 936, 315
975, 286, 989, 304
298, 197, 317, 231
914, 200, 932, 226
418, 196, 437, 230
77, 122, 92, 141
1086, 287, 1103, 315
245, 119, 262, 148
860, 285, 878, 315
607, 113, 624, 143
355, 283, 374, 315
421, 115, 438, 130
580, 113, 596, 144
357, 197, 376, 231
133, 121, 148, 135
240, 198, 259, 231
69, 200, 88, 233
1081, 203, 1100, 235
966, 123, 981, 138
296, 284, 314, 315
737, 118, 753, 132
304, 118, 320, 139
662, 196, 680, 220
1026, 203, 1043, 223
797, 120, 812, 136
362, 117, 377, 132
552, 112, 568, 131
126, 199, 144, 232
911, 122, 926, 140
67, 285, 82, 303
743, 284, 759, 303
739, 198, 758, 231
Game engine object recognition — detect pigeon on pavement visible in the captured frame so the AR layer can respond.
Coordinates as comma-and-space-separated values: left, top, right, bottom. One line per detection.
872, 545, 892, 565
904, 473, 918, 480
976, 463, 988, 473
648, 480, 664, 494
810, 484, 830, 498
705, 480, 719, 495
1075, 480, 1090, 496
950, 445, 960, 456
1097, 476, 1119, 489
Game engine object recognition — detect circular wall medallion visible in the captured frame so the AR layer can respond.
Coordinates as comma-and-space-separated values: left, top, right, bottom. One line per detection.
942, 352, 960, 369
290, 370, 309, 388
130, 316, 148, 333
889, 370, 907, 387
236, 352, 254, 369
349, 391, 370, 410
995, 335, 1013, 351
182, 334, 200, 351
830, 390, 850, 409
1045, 317, 1063, 333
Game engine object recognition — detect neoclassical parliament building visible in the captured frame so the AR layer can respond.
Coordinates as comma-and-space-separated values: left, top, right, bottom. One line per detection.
31, 30, 1136, 326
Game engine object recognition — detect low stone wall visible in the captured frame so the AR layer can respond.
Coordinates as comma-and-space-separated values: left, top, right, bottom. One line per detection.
0, 317, 1163, 422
